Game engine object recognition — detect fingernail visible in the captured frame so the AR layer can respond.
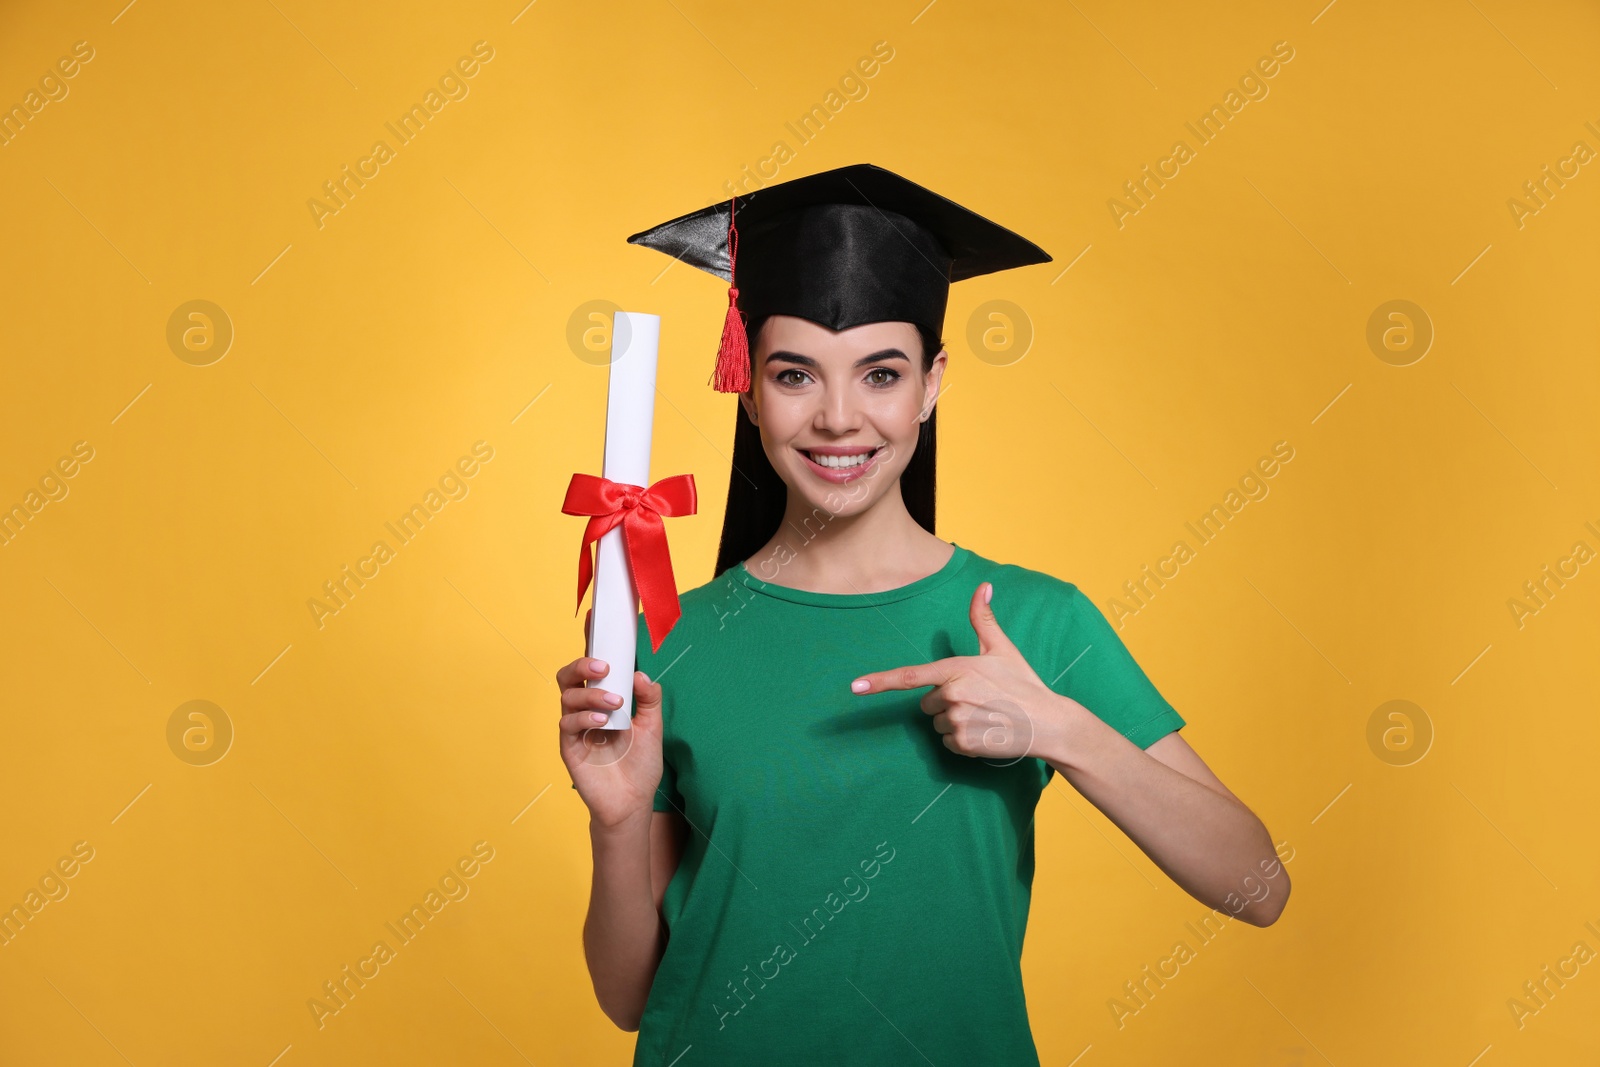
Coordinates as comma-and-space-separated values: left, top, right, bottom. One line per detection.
983, 583, 993, 605
606, 692, 623, 706
591, 659, 609, 672
590, 712, 609, 723
850, 679, 870, 693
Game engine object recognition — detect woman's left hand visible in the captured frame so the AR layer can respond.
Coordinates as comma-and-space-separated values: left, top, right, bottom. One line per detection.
849, 582, 1075, 761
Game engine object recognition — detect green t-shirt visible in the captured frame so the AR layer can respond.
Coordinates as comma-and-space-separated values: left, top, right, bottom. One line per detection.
629, 541, 1184, 1066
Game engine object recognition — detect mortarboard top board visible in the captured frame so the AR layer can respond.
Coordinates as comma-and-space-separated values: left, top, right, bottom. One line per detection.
626, 163, 1052, 393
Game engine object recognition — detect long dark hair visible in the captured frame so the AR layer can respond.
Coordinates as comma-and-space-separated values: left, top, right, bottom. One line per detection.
713, 315, 944, 578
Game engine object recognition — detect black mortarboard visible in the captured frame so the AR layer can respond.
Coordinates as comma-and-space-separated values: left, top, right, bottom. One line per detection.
626, 163, 1052, 393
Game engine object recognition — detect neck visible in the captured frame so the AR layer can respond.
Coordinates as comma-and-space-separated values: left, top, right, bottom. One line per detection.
747, 482, 951, 594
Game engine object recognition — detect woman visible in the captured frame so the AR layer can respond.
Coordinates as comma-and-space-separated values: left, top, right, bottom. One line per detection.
558, 165, 1289, 1065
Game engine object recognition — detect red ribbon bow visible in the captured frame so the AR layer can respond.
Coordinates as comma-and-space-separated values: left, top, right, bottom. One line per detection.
561, 472, 697, 653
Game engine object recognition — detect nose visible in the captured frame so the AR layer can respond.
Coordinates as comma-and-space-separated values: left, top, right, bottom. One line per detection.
814, 377, 863, 434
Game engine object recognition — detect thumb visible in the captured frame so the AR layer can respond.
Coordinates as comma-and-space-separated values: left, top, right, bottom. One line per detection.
970, 582, 1019, 657
632, 670, 663, 721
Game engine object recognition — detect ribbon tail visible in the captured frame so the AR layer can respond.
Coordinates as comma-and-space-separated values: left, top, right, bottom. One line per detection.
623, 510, 682, 653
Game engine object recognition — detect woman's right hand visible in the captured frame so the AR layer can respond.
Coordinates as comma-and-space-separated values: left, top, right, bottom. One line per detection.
557, 654, 665, 829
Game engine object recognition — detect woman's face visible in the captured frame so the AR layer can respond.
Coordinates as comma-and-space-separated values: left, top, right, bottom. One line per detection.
741, 314, 946, 518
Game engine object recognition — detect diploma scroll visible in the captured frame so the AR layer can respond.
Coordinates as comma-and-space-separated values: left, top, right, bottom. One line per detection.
587, 311, 660, 729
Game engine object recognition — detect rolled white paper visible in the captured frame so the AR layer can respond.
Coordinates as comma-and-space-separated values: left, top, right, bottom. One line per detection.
587, 311, 660, 730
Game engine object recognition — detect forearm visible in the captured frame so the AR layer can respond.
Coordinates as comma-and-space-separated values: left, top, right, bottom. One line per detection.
583, 811, 665, 1030
1040, 701, 1288, 925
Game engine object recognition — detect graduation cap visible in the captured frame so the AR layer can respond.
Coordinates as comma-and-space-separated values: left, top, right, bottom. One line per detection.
626, 163, 1052, 393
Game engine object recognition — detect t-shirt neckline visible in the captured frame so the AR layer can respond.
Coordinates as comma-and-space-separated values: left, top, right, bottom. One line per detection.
732, 541, 972, 607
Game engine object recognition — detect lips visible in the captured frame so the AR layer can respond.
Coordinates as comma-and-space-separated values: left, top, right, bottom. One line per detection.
797, 446, 881, 482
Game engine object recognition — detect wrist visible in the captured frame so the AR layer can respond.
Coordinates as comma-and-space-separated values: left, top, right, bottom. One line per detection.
1035, 693, 1105, 774
589, 805, 654, 839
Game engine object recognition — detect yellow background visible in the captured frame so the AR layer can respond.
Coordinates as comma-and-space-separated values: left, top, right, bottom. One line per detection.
2, 0, 1597, 1063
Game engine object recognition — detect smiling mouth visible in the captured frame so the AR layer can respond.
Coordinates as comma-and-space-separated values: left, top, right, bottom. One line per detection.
799, 447, 881, 470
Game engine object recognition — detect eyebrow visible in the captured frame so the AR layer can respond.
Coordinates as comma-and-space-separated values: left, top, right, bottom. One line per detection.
764, 348, 911, 369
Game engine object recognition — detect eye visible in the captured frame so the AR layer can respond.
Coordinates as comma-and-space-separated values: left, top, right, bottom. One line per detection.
866, 367, 901, 387
775, 368, 810, 387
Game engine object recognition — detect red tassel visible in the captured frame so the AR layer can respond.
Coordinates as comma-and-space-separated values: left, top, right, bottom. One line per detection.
712, 286, 749, 393
710, 197, 750, 393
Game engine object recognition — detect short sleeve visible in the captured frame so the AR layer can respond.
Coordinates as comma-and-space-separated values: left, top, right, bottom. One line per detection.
1051, 584, 1185, 749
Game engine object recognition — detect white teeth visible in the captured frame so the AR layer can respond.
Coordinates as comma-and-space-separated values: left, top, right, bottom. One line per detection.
807, 450, 874, 469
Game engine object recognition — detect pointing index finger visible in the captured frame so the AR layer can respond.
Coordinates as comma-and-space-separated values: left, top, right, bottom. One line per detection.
851, 658, 962, 694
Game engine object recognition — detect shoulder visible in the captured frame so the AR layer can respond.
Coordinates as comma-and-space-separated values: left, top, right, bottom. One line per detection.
958, 545, 1131, 646
961, 545, 1087, 611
